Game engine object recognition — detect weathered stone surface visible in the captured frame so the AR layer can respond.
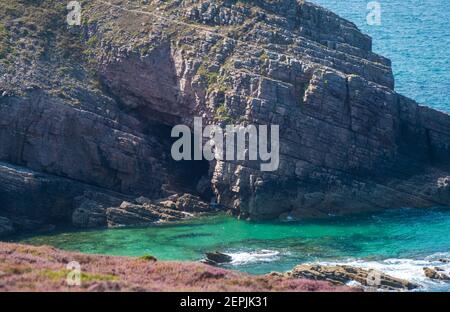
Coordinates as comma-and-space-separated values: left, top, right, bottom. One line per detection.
1, 0, 450, 230
423, 267, 450, 281
289, 264, 419, 291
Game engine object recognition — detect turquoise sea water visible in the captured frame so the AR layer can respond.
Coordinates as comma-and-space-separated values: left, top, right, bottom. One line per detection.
17, 209, 450, 291
313, 0, 450, 113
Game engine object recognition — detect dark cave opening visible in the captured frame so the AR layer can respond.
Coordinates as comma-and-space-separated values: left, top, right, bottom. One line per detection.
144, 120, 212, 201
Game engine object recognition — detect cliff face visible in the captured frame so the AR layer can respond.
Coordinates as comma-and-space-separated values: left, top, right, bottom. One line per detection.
1, 0, 450, 235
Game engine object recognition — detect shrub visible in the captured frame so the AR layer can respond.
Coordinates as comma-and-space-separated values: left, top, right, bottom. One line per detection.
197, 64, 219, 87
215, 104, 234, 123
138, 254, 157, 262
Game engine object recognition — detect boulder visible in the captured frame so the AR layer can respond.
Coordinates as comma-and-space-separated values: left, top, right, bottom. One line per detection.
423, 267, 450, 281
205, 252, 233, 264
289, 264, 419, 291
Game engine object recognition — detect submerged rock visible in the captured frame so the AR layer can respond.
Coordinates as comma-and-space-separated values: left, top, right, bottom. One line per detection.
289, 264, 419, 291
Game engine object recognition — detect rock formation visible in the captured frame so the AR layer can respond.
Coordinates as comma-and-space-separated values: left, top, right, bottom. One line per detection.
289, 264, 419, 291
1, 0, 450, 235
204, 252, 233, 265
423, 267, 450, 281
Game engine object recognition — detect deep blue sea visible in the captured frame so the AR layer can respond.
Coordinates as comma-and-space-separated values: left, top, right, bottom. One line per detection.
314, 0, 450, 113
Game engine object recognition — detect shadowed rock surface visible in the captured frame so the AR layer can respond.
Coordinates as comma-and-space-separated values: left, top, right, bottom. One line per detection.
1, 0, 450, 236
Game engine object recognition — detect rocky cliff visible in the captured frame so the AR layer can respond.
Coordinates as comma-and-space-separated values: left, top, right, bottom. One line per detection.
1, 0, 450, 236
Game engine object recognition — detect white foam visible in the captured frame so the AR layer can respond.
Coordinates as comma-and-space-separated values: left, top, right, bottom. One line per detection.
226, 249, 281, 265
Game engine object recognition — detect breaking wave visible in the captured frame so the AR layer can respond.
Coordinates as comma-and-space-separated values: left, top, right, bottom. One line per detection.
315, 252, 450, 291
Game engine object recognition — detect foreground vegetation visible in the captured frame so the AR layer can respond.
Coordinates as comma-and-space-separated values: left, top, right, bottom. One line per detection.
0, 243, 352, 291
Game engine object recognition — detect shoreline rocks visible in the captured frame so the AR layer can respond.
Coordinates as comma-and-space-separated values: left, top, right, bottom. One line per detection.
288, 264, 419, 291
0, 217, 13, 237
106, 201, 185, 227
74, 192, 215, 229
423, 267, 450, 281
0, 160, 216, 237
105, 194, 215, 227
